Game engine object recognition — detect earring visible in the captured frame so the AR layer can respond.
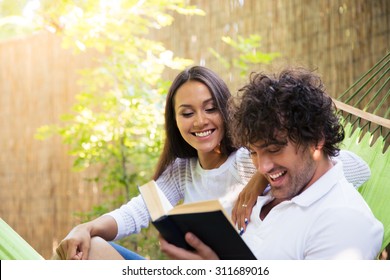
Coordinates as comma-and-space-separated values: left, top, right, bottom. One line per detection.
213, 143, 222, 154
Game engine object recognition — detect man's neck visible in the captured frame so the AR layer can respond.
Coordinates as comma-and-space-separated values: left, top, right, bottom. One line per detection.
305, 156, 334, 190
259, 198, 287, 220
260, 156, 334, 220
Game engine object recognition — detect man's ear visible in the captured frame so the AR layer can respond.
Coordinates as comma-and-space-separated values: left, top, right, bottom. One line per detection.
316, 138, 326, 150
312, 139, 325, 160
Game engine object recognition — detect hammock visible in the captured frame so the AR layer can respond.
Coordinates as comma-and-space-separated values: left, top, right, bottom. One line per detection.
335, 52, 390, 255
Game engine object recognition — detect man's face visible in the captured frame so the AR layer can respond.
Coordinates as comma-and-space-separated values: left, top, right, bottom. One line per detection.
249, 138, 318, 200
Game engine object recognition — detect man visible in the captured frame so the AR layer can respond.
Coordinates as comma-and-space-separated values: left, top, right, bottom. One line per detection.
159, 67, 384, 259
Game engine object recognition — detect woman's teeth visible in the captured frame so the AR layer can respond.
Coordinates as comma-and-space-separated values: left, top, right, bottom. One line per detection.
195, 130, 212, 137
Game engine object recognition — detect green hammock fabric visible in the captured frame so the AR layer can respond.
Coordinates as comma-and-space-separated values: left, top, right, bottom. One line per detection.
0, 218, 44, 260
337, 52, 389, 255
341, 122, 390, 252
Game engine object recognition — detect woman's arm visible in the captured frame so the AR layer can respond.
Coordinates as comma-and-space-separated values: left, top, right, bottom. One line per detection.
109, 159, 185, 240
337, 150, 371, 188
232, 172, 268, 234
54, 215, 118, 260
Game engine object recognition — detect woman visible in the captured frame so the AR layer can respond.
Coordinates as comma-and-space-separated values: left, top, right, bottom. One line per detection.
54, 66, 370, 260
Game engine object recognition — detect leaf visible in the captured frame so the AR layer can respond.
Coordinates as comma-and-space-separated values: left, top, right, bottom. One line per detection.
208, 47, 230, 69
211, 34, 281, 78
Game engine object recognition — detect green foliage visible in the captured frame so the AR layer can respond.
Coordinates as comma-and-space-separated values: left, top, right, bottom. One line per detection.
118, 227, 168, 260
0, 0, 40, 40
209, 34, 281, 78
32, 0, 198, 203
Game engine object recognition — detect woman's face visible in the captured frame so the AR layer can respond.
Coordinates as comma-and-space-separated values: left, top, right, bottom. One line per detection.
174, 80, 224, 155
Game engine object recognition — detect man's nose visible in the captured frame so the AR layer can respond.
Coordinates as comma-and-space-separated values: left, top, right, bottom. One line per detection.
255, 154, 274, 175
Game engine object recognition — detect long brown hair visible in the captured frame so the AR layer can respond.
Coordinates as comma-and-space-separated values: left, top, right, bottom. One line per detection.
153, 66, 236, 180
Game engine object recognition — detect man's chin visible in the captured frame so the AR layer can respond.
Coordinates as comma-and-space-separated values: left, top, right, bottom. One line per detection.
269, 188, 288, 199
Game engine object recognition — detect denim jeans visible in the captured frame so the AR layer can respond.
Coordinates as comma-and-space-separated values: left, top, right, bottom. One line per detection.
109, 242, 146, 260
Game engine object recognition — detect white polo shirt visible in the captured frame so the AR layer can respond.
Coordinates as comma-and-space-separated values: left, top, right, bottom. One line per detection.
242, 159, 384, 259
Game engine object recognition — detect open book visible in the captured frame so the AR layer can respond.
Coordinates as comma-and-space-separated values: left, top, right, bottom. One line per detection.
138, 180, 256, 260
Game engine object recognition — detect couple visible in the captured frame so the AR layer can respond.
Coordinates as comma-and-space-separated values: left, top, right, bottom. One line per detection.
55, 66, 383, 260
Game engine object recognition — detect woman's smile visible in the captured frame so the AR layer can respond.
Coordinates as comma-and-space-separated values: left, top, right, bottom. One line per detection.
193, 129, 214, 138
175, 80, 224, 154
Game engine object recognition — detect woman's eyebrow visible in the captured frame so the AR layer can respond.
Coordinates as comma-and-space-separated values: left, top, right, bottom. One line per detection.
202, 98, 214, 105
177, 104, 192, 109
177, 98, 214, 109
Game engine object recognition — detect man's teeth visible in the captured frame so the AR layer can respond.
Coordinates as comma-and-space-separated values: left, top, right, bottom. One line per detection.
195, 130, 212, 137
269, 171, 285, 180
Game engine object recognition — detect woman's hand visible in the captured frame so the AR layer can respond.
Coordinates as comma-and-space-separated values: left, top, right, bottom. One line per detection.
53, 215, 118, 260
54, 223, 92, 260
232, 172, 268, 234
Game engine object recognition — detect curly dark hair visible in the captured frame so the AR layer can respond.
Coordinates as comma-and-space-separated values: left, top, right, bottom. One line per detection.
229, 67, 344, 157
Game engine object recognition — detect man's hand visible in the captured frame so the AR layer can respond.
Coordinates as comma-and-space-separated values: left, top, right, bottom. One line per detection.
159, 233, 219, 260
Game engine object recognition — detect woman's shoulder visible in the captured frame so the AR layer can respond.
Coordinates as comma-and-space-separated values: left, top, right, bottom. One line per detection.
231, 147, 256, 176
234, 147, 252, 163
166, 157, 192, 171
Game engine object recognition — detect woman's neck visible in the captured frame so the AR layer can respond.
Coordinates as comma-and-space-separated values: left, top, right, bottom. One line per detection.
198, 151, 228, 170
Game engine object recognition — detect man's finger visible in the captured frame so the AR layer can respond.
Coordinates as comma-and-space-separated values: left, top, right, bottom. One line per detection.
185, 233, 219, 259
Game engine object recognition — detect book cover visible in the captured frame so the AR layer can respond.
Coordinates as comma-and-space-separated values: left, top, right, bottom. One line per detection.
139, 181, 256, 260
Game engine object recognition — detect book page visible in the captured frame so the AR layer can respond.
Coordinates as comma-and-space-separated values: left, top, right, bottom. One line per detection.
169, 199, 233, 225
138, 181, 173, 221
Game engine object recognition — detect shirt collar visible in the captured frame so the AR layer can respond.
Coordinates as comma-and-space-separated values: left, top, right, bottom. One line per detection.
290, 158, 345, 207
